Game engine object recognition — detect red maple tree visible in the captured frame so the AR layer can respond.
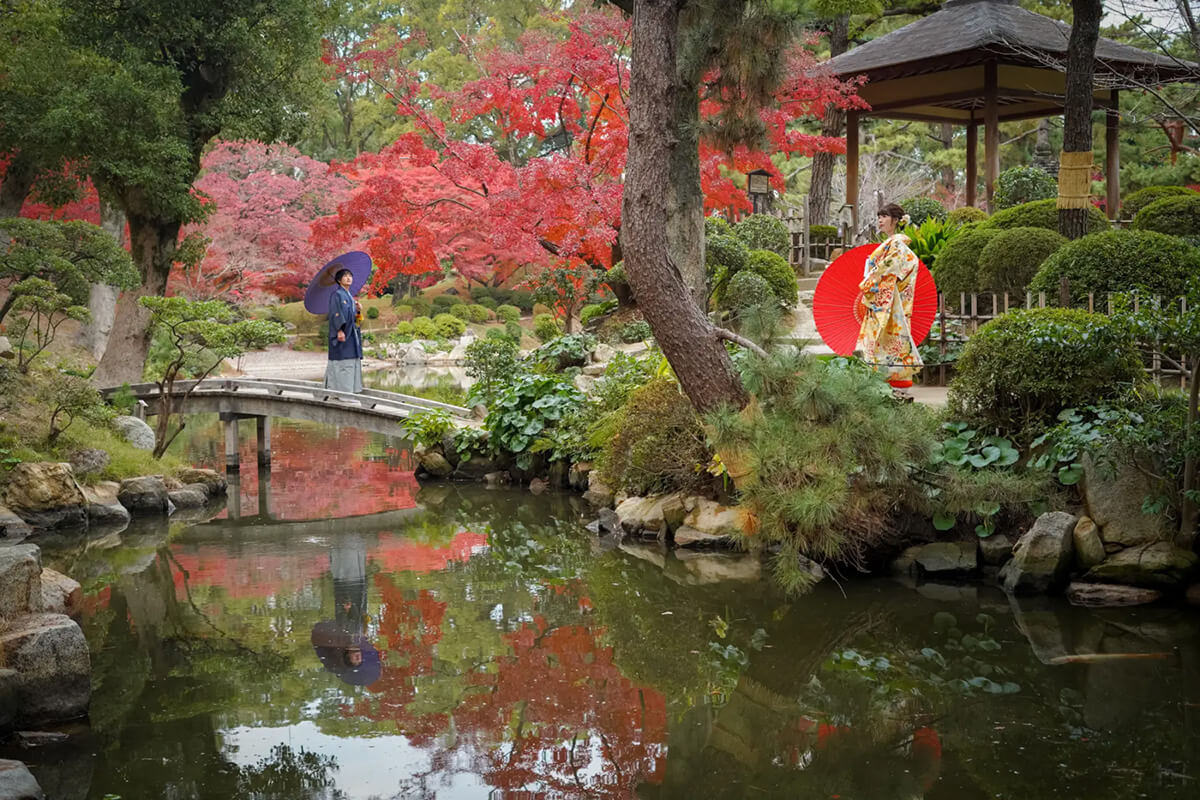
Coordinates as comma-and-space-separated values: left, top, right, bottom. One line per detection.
313, 8, 860, 296
176, 141, 353, 303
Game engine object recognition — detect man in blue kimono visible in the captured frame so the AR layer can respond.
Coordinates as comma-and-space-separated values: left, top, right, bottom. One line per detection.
325, 268, 363, 393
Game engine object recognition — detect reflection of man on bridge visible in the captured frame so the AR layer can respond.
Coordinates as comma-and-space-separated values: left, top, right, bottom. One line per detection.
311, 535, 380, 686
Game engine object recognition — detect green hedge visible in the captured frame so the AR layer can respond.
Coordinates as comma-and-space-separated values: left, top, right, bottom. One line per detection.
1030, 229, 1200, 303
745, 249, 798, 307
721, 270, 775, 311
947, 206, 988, 226
900, 196, 947, 225
734, 214, 790, 258
433, 312, 467, 338
976, 227, 1067, 294
1122, 185, 1199, 218
948, 307, 1142, 436
930, 224, 1001, 300
993, 166, 1057, 210
495, 304, 521, 323
809, 224, 839, 242
983, 199, 1109, 234
1131, 195, 1200, 238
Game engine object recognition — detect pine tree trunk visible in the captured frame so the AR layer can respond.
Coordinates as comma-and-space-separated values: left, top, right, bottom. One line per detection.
807, 15, 849, 227
1057, 0, 1102, 240
939, 123, 956, 194
0, 153, 37, 218
92, 215, 180, 387
624, 0, 748, 414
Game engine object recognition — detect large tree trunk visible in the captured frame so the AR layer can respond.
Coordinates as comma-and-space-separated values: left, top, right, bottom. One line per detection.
92, 215, 180, 387
808, 14, 850, 227
0, 153, 37, 218
624, 0, 747, 415
1057, 0, 1102, 240
667, 69, 706, 306
78, 196, 126, 360
939, 123, 956, 194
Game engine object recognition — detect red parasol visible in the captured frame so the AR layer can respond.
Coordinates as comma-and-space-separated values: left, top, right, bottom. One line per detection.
812, 242, 938, 356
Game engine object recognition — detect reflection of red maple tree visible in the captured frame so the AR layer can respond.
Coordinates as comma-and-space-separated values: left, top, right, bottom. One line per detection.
454, 616, 667, 797
373, 531, 488, 574
344, 576, 449, 746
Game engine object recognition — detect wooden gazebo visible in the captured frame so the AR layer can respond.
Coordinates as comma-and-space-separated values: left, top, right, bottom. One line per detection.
824, 0, 1198, 222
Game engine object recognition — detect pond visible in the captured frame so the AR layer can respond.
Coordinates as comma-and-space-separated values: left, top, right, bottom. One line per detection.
12, 417, 1200, 799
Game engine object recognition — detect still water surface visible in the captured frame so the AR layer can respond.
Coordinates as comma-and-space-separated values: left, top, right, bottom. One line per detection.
16, 417, 1200, 799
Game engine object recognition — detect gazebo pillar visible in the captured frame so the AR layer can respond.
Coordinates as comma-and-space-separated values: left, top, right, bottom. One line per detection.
1106, 89, 1121, 219
984, 61, 999, 209
966, 119, 978, 207
846, 110, 860, 233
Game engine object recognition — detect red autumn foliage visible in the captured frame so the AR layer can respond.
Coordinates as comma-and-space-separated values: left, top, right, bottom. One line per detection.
176, 141, 353, 303
313, 8, 861, 295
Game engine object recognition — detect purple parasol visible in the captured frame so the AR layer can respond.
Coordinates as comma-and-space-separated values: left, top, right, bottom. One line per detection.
303, 251, 373, 314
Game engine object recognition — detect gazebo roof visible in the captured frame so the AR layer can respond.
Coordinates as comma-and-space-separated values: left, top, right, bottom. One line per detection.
826, 0, 1199, 89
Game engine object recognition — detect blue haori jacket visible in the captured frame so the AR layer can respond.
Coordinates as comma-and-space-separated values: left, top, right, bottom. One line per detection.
327, 286, 363, 361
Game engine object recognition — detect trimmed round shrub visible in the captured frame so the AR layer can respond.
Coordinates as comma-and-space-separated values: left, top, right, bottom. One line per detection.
900, 196, 947, 225
993, 166, 1057, 210
947, 206, 989, 226
533, 313, 562, 342
930, 223, 1002, 300
504, 320, 523, 341
433, 312, 467, 338
450, 303, 473, 320
495, 304, 521, 323
745, 249, 798, 307
705, 215, 735, 238
407, 295, 432, 316
948, 308, 1142, 436
432, 293, 464, 308
508, 290, 536, 312
1131, 195, 1200, 237
366, 305, 380, 320
976, 227, 1067, 294
721, 269, 775, 311
1030, 229, 1200, 303
394, 320, 414, 337
412, 316, 437, 339
984, 199, 1109, 234
476, 296, 498, 310
393, 303, 414, 320
706, 233, 750, 276
467, 304, 492, 323
485, 327, 509, 341
734, 213, 790, 258
1122, 185, 1199, 218
808, 224, 839, 241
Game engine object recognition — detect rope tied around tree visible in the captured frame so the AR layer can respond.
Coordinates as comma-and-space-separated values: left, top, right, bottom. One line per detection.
1056, 150, 1095, 209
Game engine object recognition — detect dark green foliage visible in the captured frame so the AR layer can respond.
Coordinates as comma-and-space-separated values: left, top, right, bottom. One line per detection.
617, 320, 653, 342
948, 308, 1143, 436
365, 305, 380, 320
808, 224, 838, 241
899, 196, 947, 225
930, 224, 1002, 301
433, 294, 464, 308
464, 336, 521, 404
37, 369, 110, 446
704, 215, 734, 238
533, 313, 562, 342
1030, 230, 1200, 303
476, 295, 498, 310
721, 270, 774, 312
745, 250, 798, 307
1122, 185, 1199, 218
705, 233, 750, 300
484, 372, 583, 459
976, 227, 1067, 294
992, 166, 1057, 210
495, 304, 521, 323
734, 213, 790, 258
708, 353, 937, 590
1131, 195, 1200, 237
531, 333, 594, 371
947, 206, 988, 226
600, 378, 711, 496
984, 199, 1109, 234
406, 295, 432, 316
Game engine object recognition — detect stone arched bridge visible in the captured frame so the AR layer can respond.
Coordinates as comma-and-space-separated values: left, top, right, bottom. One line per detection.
104, 378, 474, 472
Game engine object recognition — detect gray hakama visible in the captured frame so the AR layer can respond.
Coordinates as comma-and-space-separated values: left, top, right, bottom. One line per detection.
326, 284, 364, 393
324, 358, 363, 393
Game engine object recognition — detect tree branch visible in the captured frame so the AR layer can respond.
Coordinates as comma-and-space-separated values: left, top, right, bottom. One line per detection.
714, 327, 768, 358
